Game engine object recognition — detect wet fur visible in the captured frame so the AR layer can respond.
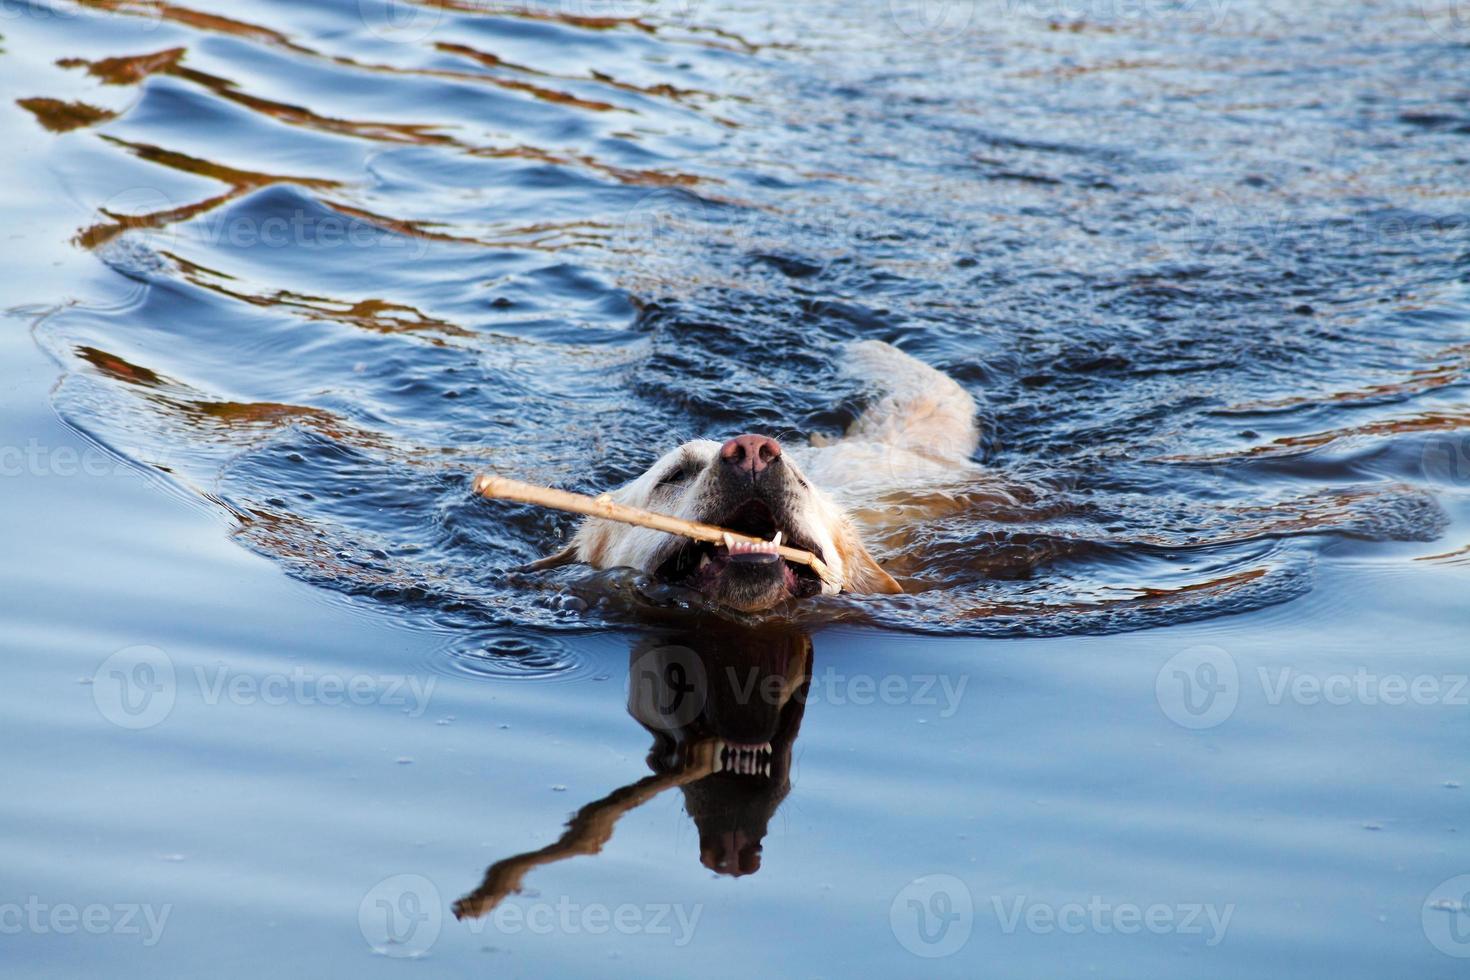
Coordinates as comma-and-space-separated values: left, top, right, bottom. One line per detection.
554, 341, 979, 607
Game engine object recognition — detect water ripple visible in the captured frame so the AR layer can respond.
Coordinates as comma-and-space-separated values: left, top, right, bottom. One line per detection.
21, 0, 1470, 637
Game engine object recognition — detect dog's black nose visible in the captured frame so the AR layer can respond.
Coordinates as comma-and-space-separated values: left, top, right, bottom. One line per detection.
720, 434, 781, 475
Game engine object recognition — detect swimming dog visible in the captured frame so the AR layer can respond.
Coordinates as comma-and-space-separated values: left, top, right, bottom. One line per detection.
542, 340, 980, 611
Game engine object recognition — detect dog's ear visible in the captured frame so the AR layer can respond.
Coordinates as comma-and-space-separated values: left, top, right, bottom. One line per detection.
525, 545, 581, 572
835, 525, 904, 595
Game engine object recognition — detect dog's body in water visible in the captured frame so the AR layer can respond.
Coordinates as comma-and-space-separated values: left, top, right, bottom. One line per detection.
553, 341, 982, 611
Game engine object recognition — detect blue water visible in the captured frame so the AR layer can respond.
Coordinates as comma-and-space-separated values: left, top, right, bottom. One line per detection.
2, 0, 1469, 975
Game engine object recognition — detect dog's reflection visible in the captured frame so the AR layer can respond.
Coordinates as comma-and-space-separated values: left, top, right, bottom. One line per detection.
455, 627, 811, 920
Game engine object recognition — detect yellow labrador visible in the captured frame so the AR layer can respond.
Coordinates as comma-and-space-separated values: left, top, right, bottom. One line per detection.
544, 341, 980, 611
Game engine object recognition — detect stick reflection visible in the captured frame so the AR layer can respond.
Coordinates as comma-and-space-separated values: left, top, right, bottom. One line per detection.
455, 626, 811, 920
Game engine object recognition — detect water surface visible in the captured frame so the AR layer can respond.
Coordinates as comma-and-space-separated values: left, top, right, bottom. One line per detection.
2, 0, 1469, 976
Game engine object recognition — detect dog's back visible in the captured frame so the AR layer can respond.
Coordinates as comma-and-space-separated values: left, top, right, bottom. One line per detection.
840, 340, 979, 460
795, 341, 980, 501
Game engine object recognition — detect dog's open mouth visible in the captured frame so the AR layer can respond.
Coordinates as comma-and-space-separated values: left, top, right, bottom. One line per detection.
654, 499, 825, 609
711, 739, 774, 778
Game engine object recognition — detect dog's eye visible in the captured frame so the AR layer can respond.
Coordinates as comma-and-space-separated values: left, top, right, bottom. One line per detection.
656, 463, 696, 488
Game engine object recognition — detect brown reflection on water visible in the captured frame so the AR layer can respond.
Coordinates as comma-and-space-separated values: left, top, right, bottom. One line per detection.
468, 142, 704, 188
54, 29, 712, 255
848, 475, 1433, 625
72, 132, 599, 261
426, 0, 766, 53
74, 136, 339, 251
455, 628, 810, 919
75, 0, 312, 53
15, 97, 117, 132
954, 565, 1272, 621
433, 40, 733, 112
78, 346, 163, 387
72, 0, 743, 117
1163, 411, 1470, 463
1416, 543, 1470, 565
173, 63, 457, 144
74, 344, 392, 449
58, 47, 185, 85
1223, 344, 1470, 413
164, 256, 477, 343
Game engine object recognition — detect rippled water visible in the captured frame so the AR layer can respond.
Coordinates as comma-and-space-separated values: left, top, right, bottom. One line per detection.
22, 0, 1469, 639
5, 0, 1470, 976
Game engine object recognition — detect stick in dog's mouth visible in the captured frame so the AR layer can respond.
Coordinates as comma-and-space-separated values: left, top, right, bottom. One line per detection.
653, 497, 828, 604
471, 474, 841, 591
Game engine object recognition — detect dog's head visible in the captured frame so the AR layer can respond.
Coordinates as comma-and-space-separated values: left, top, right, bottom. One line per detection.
628, 628, 813, 877
568, 434, 900, 612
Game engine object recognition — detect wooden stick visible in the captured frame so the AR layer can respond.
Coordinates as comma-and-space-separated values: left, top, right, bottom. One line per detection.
472, 474, 838, 588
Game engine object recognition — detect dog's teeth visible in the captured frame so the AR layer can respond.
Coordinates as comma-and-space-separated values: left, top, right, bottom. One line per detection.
722, 532, 735, 550
698, 553, 710, 570
770, 531, 783, 549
